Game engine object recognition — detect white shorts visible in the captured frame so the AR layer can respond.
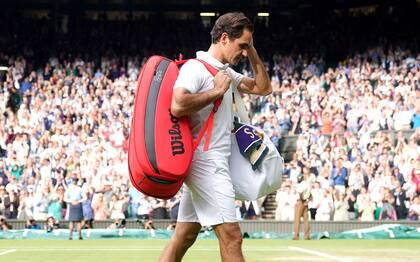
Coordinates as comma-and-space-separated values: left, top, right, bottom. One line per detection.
177, 156, 236, 226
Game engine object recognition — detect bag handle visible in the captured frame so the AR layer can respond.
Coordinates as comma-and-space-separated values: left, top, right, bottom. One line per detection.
232, 85, 251, 124
175, 56, 222, 152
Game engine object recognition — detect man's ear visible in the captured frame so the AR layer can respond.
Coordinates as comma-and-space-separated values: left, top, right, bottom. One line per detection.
220, 32, 229, 45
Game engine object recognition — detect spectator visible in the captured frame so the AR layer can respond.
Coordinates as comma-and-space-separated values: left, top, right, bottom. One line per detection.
107, 218, 126, 230
45, 215, 60, 233
150, 198, 168, 220
136, 196, 152, 222
276, 185, 296, 221
92, 193, 109, 220
33, 186, 50, 221
330, 158, 348, 194
359, 196, 376, 221
128, 183, 142, 219
345, 189, 357, 220
412, 105, 420, 129
333, 193, 350, 221
167, 192, 182, 228
109, 193, 125, 220
408, 196, 420, 220
308, 182, 322, 220
7, 187, 19, 219
393, 183, 408, 219
47, 186, 64, 221
234, 200, 245, 221
315, 189, 333, 221
0, 216, 12, 231
82, 187, 95, 229
379, 197, 397, 221
25, 217, 41, 229
64, 175, 85, 240
0, 185, 10, 218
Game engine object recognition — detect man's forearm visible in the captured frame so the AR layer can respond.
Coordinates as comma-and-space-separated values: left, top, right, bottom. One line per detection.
171, 88, 221, 117
247, 47, 271, 93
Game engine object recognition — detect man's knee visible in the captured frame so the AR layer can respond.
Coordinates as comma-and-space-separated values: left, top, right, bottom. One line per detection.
215, 223, 243, 248
174, 231, 198, 248
228, 234, 243, 249
172, 224, 200, 248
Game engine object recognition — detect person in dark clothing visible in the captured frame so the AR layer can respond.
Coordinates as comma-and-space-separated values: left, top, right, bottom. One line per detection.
151, 198, 168, 219
393, 183, 408, 219
346, 189, 357, 220
0, 185, 10, 218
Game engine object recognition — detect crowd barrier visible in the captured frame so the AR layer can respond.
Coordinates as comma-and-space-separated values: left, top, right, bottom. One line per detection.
0, 219, 420, 239
1, 223, 419, 240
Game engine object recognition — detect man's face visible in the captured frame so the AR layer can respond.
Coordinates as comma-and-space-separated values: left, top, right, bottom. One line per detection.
222, 29, 253, 65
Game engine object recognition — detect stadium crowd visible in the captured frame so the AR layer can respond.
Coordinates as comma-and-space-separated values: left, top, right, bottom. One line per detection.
0, 7, 419, 230
262, 47, 420, 222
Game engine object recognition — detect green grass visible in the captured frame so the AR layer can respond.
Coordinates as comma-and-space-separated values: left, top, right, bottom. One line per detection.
0, 239, 419, 262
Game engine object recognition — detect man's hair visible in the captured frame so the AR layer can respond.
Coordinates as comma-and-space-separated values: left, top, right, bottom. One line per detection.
210, 12, 254, 44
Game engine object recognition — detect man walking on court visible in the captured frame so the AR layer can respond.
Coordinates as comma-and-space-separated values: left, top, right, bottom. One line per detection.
159, 12, 272, 262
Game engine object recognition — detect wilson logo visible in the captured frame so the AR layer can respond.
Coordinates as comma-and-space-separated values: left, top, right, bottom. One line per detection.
168, 109, 185, 156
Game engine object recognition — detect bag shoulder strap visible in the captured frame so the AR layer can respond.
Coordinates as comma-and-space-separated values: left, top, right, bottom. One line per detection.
174, 57, 222, 151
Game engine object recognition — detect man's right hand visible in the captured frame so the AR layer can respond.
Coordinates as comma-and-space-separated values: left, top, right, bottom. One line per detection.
213, 71, 231, 98
171, 67, 232, 117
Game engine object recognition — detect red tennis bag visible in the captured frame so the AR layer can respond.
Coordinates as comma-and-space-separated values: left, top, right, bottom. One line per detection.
128, 56, 219, 199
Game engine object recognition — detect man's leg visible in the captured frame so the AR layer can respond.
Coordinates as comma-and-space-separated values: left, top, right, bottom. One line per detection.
159, 222, 201, 262
213, 222, 244, 262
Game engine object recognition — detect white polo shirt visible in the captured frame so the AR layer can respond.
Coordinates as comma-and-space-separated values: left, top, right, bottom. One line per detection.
174, 51, 244, 159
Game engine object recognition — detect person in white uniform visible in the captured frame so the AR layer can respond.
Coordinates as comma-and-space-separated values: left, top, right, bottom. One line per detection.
159, 12, 272, 262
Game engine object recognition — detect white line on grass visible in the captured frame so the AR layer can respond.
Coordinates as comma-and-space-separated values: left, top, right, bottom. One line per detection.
0, 249, 16, 256
2, 247, 289, 252
288, 246, 352, 262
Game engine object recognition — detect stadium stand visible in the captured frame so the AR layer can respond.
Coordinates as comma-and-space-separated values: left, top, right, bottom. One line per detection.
0, 2, 419, 232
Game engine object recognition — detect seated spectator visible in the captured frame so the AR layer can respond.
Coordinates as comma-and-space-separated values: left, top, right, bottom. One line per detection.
45, 215, 60, 233
408, 196, 420, 220
143, 220, 155, 230
136, 217, 155, 230
109, 194, 125, 220
107, 218, 126, 229
25, 217, 41, 229
0, 215, 12, 230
